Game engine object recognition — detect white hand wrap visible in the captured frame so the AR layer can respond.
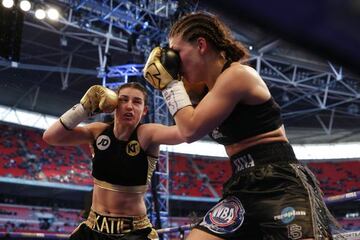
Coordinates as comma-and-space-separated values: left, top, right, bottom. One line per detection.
59, 104, 88, 130
162, 81, 192, 116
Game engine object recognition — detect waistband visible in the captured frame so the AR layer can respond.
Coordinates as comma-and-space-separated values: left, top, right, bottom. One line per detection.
230, 142, 298, 174
94, 178, 148, 193
85, 209, 152, 235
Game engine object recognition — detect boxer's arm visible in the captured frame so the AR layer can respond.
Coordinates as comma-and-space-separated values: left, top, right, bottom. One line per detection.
150, 124, 185, 145
43, 121, 101, 146
43, 85, 117, 146
138, 124, 186, 153
174, 66, 259, 143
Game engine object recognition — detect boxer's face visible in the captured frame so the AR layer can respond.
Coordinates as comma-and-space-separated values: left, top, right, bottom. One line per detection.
169, 35, 204, 84
116, 87, 147, 126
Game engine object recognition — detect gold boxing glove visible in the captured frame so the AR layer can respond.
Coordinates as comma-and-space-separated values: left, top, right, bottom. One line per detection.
60, 85, 117, 130
143, 47, 181, 90
80, 85, 118, 114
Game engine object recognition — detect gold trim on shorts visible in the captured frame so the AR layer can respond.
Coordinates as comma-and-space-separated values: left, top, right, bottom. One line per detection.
85, 209, 153, 235
94, 178, 147, 193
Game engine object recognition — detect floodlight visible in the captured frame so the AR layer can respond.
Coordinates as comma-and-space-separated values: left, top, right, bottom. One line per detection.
35, 8, 46, 19
47, 7, 59, 20
2, 0, 14, 8
19, 0, 31, 11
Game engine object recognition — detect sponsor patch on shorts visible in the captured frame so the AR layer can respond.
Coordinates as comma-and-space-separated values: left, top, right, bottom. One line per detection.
200, 196, 245, 234
274, 207, 306, 224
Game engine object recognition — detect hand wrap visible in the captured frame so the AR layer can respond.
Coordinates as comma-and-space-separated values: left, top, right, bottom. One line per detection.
162, 81, 192, 116
59, 104, 88, 130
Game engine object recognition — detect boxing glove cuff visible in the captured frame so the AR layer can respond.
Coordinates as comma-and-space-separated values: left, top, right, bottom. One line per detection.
162, 81, 192, 116
59, 104, 88, 130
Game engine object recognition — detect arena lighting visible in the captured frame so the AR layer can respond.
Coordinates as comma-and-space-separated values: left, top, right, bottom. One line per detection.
34, 8, 45, 19
2, 0, 14, 8
19, 0, 31, 11
1, 104, 360, 160
46, 7, 59, 20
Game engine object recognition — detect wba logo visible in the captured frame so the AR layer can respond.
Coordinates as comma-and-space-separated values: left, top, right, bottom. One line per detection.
96, 135, 111, 150
210, 206, 235, 225
201, 196, 245, 234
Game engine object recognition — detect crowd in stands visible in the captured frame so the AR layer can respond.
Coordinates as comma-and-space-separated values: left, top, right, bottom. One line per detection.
307, 161, 360, 196
0, 124, 92, 185
168, 153, 231, 198
339, 218, 360, 231
0, 123, 359, 197
0, 203, 81, 234
169, 154, 214, 197
0, 122, 359, 198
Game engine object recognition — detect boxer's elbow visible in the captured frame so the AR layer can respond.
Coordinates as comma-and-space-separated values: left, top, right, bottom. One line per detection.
42, 128, 64, 146
184, 136, 197, 144
42, 120, 71, 145
42, 130, 56, 145
181, 128, 204, 143
176, 113, 207, 143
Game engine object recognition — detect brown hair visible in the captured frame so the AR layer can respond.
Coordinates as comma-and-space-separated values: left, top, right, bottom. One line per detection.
116, 82, 148, 105
169, 11, 249, 62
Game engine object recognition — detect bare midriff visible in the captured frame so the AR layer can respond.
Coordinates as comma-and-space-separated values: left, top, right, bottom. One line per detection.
91, 183, 147, 216
225, 126, 288, 157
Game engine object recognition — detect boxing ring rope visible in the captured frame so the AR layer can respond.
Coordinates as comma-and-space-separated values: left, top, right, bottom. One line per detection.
1, 229, 360, 240
0, 232, 69, 239
0, 192, 359, 239
0, 224, 194, 239
156, 223, 193, 234
0, 225, 359, 240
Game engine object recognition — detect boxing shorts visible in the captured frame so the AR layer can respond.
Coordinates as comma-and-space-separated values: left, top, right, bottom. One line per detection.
69, 209, 159, 240
194, 142, 340, 239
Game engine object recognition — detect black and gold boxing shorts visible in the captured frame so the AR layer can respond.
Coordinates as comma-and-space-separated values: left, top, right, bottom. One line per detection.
194, 142, 339, 240
70, 209, 158, 240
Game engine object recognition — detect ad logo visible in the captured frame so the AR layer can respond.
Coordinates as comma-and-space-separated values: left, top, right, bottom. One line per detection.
274, 207, 306, 224
96, 135, 111, 150
126, 140, 140, 156
201, 196, 245, 234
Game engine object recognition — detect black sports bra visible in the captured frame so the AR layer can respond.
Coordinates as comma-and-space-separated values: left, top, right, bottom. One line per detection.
209, 97, 283, 145
92, 124, 157, 193
208, 61, 283, 145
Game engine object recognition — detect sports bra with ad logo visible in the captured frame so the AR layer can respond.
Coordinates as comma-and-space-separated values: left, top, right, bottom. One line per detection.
91, 124, 157, 193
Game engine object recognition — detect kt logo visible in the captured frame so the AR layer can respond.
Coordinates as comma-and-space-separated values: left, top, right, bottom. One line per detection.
126, 140, 140, 156
96, 135, 111, 150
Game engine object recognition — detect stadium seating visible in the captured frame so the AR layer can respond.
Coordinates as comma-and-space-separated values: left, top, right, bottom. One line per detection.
307, 161, 360, 196
0, 203, 81, 233
0, 123, 93, 185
